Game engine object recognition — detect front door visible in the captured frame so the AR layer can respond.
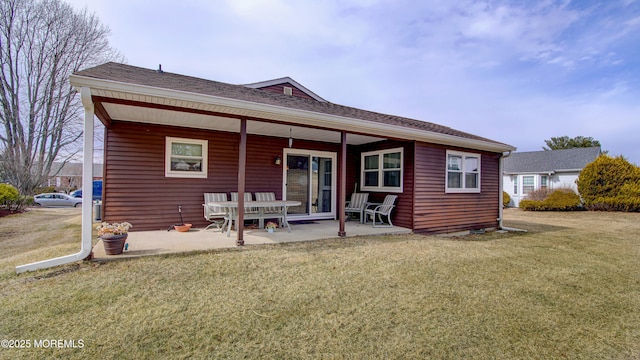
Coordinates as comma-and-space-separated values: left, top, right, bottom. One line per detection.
283, 149, 336, 220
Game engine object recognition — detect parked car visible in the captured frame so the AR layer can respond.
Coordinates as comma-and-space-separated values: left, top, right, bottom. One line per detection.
71, 180, 102, 201
34, 193, 82, 207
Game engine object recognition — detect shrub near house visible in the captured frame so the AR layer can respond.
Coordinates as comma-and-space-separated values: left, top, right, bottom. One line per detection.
519, 188, 582, 211
502, 191, 511, 207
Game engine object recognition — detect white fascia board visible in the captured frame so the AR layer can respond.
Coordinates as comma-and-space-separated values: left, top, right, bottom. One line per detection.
70, 75, 516, 153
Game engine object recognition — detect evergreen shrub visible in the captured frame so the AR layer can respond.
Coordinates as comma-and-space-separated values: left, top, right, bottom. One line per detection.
503, 191, 511, 207
0, 184, 20, 204
0, 184, 31, 213
577, 155, 640, 212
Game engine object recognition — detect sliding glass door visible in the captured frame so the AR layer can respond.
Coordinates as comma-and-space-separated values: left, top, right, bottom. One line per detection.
283, 149, 336, 219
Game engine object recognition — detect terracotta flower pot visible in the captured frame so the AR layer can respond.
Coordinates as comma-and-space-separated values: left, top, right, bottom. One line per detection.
101, 234, 128, 255
174, 223, 192, 232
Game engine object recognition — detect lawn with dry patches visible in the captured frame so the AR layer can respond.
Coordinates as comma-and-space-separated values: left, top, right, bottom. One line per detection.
0, 208, 639, 359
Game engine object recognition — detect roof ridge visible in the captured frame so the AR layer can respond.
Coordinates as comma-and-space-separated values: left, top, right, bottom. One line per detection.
514, 147, 601, 155
242, 76, 327, 102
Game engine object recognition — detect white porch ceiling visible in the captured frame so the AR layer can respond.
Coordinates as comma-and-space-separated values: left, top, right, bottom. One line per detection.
102, 103, 384, 145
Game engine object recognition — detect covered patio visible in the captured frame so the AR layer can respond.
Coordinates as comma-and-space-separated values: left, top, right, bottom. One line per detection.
91, 221, 412, 260
16, 63, 514, 273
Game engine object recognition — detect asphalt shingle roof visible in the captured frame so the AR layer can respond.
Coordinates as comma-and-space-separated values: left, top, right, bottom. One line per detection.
74, 62, 511, 148
503, 147, 601, 174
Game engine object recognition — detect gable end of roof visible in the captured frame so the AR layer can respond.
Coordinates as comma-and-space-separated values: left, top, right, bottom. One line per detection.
243, 77, 327, 102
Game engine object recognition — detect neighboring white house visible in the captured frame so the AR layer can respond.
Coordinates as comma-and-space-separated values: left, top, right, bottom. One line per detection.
503, 147, 601, 207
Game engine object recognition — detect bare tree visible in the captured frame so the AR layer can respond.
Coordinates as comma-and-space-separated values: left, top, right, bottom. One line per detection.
0, 0, 120, 194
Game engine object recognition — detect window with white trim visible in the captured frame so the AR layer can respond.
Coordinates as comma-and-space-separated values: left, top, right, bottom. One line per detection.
513, 175, 518, 194
540, 175, 548, 189
522, 175, 535, 194
446, 151, 481, 193
165, 137, 208, 178
361, 148, 403, 192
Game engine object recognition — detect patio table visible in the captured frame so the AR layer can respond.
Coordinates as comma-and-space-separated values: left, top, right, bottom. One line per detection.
207, 200, 302, 237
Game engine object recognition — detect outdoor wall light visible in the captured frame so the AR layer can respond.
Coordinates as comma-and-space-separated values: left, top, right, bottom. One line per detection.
289, 128, 293, 148
275, 155, 282, 165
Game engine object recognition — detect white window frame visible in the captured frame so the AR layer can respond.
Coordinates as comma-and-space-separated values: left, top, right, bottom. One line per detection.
360, 147, 404, 193
522, 175, 535, 194
540, 175, 548, 189
165, 137, 208, 178
445, 150, 481, 193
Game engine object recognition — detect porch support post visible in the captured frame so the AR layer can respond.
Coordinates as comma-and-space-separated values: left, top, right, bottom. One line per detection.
236, 118, 247, 246
338, 131, 347, 237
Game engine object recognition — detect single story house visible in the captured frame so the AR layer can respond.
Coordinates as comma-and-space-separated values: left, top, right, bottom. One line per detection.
71, 62, 516, 237
503, 147, 601, 207
71, 62, 515, 241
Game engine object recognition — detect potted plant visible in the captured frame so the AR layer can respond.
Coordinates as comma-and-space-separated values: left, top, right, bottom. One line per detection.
97, 222, 133, 255
171, 205, 192, 232
266, 221, 278, 233
174, 223, 192, 232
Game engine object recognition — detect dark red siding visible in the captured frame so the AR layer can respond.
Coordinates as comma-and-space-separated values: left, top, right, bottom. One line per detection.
413, 143, 502, 234
347, 140, 415, 229
103, 121, 502, 235
103, 121, 339, 231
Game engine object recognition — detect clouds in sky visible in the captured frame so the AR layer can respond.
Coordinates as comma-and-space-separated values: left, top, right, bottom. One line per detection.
68, 0, 640, 163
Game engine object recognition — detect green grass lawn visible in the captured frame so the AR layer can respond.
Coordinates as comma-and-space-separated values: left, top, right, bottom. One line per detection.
1, 208, 639, 359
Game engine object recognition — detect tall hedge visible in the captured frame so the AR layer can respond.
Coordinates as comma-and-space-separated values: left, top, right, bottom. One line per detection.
576, 155, 640, 212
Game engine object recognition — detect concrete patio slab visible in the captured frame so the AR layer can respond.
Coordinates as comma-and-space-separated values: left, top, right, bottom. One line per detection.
92, 220, 412, 260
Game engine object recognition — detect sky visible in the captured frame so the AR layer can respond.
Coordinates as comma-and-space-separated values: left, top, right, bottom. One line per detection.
67, 0, 640, 164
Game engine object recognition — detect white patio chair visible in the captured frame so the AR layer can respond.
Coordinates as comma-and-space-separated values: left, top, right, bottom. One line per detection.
226, 192, 259, 234
230, 192, 257, 214
345, 192, 369, 223
365, 195, 397, 228
255, 192, 285, 227
203, 193, 229, 231
254, 192, 280, 214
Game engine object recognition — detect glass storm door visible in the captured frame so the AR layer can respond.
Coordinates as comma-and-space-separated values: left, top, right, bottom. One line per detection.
284, 149, 336, 219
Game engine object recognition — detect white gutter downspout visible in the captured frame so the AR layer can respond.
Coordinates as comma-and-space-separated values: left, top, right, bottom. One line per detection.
16, 87, 95, 273
498, 151, 512, 231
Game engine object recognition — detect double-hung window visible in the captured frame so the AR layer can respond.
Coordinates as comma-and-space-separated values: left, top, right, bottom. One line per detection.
361, 148, 403, 192
522, 175, 535, 194
165, 137, 208, 178
446, 151, 481, 193
540, 175, 548, 189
